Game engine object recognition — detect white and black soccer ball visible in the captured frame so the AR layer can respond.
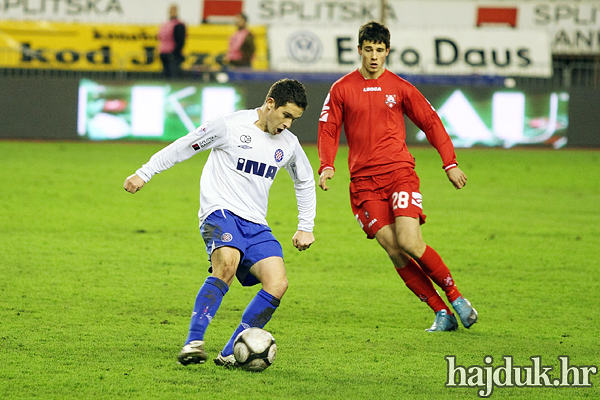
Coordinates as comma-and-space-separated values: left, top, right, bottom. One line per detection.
233, 327, 277, 371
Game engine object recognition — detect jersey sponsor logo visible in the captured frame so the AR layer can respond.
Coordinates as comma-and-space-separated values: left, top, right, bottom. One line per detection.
191, 135, 217, 151
240, 135, 252, 143
319, 93, 330, 122
236, 158, 278, 180
274, 149, 284, 162
385, 94, 397, 109
363, 87, 382, 92
238, 145, 253, 149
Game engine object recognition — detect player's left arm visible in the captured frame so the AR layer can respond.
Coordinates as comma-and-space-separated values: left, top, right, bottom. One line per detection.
446, 166, 467, 189
403, 84, 464, 187
285, 140, 317, 250
404, 86, 455, 162
292, 230, 315, 251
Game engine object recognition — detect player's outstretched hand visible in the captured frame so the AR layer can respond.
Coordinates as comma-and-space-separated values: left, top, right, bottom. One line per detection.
446, 167, 467, 189
124, 174, 146, 194
292, 230, 315, 251
319, 169, 335, 191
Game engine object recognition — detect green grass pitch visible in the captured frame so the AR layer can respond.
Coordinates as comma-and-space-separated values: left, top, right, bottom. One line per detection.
1, 140, 599, 399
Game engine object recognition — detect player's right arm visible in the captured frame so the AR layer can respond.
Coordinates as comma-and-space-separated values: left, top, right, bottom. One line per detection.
317, 84, 344, 191
318, 168, 335, 191
123, 118, 227, 193
123, 174, 146, 193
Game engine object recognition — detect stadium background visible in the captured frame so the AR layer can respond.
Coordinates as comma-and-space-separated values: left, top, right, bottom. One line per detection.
1, 0, 600, 147
2, 3, 599, 399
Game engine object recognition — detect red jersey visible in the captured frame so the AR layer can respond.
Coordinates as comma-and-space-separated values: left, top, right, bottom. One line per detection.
318, 69, 457, 178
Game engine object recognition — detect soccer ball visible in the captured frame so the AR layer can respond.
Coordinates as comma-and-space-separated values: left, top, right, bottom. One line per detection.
233, 327, 277, 371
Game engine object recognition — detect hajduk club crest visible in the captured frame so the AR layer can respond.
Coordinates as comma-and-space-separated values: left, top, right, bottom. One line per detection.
274, 149, 284, 162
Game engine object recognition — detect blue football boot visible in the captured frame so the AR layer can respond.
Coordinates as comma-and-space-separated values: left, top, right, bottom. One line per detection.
451, 296, 478, 328
425, 309, 458, 332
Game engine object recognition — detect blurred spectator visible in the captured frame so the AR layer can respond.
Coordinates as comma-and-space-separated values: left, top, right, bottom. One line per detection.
158, 4, 186, 78
218, 13, 255, 69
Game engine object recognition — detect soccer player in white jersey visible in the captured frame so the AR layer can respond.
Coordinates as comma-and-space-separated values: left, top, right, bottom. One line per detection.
124, 79, 316, 367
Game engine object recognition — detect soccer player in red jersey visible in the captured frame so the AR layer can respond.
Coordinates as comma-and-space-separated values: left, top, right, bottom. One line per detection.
318, 21, 478, 332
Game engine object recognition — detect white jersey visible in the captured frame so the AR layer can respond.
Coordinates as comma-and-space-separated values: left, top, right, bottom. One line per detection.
136, 109, 316, 232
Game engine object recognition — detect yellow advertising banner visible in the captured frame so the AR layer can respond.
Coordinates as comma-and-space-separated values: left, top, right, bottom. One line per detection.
0, 20, 268, 71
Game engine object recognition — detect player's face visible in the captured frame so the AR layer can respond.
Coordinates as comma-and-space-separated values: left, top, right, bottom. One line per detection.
358, 40, 390, 79
264, 99, 304, 135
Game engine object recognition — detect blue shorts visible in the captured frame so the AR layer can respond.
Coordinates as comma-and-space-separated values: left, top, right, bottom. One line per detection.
200, 209, 283, 287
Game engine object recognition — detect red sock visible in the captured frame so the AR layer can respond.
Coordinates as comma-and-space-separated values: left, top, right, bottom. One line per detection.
396, 258, 449, 313
417, 245, 462, 303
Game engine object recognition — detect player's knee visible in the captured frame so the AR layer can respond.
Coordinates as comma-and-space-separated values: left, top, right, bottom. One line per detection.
397, 237, 425, 259
275, 277, 289, 298
211, 258, 238, 284
376, 234, 398, 255
211, 247, 241, 278
387, 248, 411, 268
263, 276, 288, 299
211, 266, 236, 286
377, 236, 409, 266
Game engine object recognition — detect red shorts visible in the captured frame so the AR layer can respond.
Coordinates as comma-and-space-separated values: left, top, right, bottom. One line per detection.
350, 168, 426, 239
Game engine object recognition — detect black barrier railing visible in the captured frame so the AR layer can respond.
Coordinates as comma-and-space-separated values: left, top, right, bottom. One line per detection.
511, 59, 600, 90
0, 67, 163, 80
2, 56, 600, 89
0, 66, 224, 82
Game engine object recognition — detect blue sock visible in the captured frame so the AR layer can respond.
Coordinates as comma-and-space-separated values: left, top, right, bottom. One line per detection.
221, 289, 280, 356
185, 276, 229, 345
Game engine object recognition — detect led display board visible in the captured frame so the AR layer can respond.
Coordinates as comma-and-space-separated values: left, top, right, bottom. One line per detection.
77, 79, 246, 141
412, 88, 569, 148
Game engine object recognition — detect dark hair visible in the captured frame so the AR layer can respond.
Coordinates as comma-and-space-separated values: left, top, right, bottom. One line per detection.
238, 13, 248, 23
265, 79, 308, 110
358, 21, 390, 49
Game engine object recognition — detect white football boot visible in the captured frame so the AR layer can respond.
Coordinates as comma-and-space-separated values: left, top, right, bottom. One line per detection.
177, 340, 208, 365
214, 352, 238, 368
